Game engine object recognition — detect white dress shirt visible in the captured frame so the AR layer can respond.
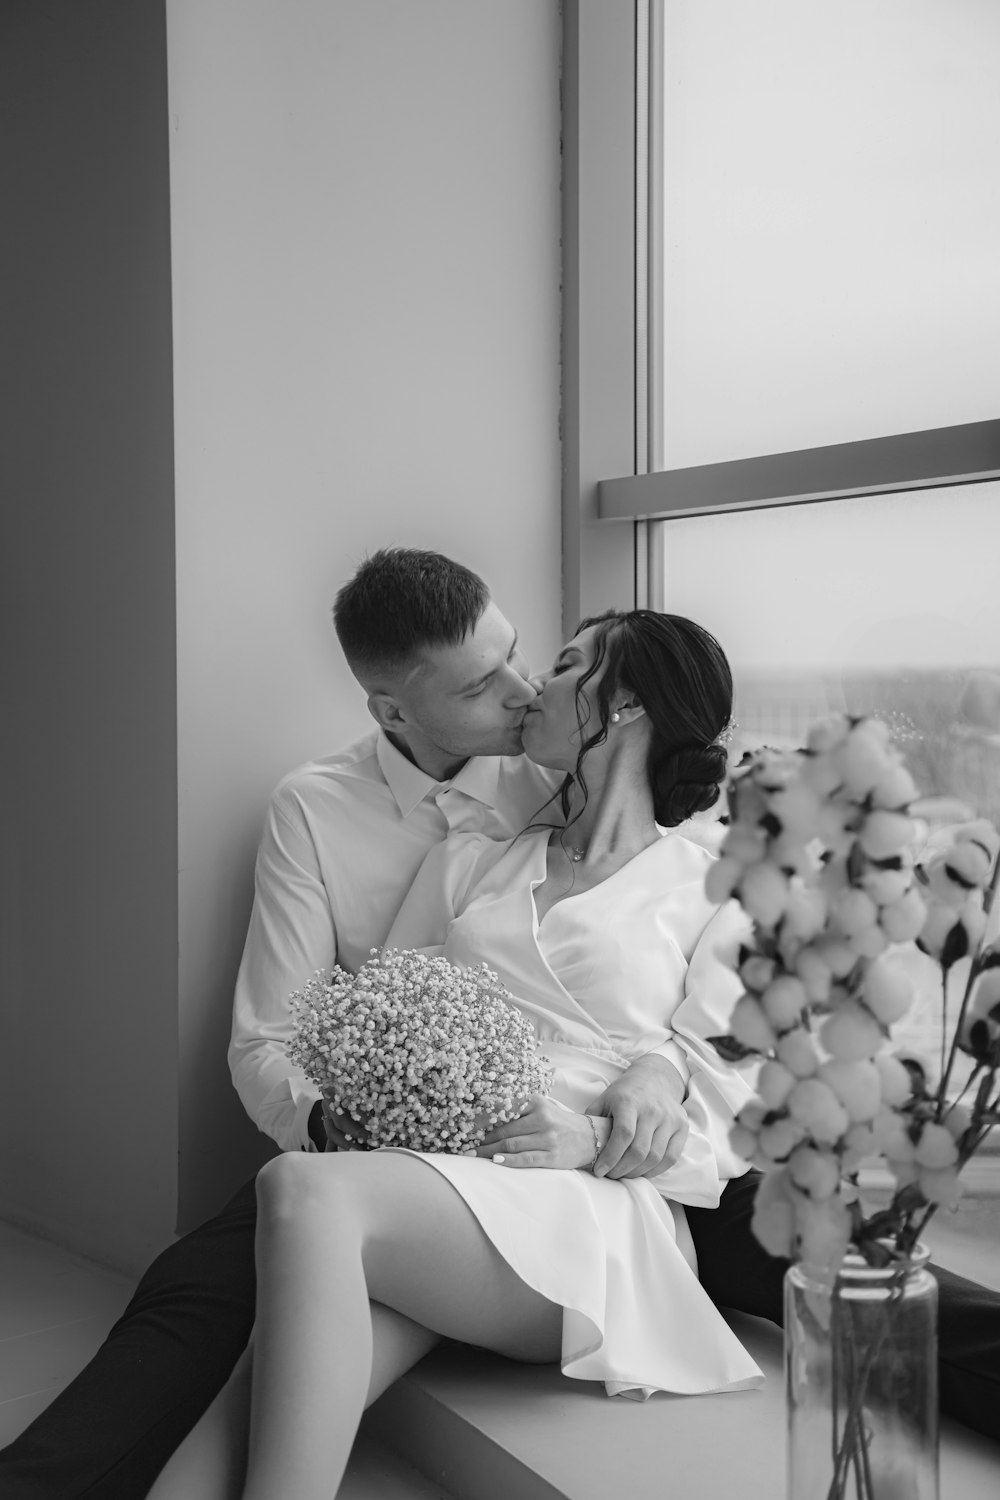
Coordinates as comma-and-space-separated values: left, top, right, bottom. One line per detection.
229, 729, 559, 1150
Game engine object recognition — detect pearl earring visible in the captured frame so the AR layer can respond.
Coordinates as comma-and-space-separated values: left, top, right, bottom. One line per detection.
611, 711, 621, 724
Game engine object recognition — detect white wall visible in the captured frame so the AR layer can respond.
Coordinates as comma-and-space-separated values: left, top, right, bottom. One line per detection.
166, 1, 563, 1226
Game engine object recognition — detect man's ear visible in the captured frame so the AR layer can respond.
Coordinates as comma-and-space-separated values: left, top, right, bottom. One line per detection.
367, 691, 409, 734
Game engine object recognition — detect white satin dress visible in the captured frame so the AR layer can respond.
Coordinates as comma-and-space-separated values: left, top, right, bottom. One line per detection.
384, 829, 764, 1400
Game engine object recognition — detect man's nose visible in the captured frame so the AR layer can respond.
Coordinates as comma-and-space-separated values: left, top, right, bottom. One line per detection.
505, 670, 539, 707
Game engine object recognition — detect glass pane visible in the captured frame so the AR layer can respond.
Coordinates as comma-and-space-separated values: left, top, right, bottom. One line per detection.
655, 481, 1000, 1091
657, 1, 1000, 468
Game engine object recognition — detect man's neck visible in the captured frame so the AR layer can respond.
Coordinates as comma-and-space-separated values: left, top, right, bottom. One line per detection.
385, 731, 470, 784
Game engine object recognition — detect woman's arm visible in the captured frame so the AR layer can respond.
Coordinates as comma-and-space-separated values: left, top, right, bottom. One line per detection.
474, 1096, 613, 1170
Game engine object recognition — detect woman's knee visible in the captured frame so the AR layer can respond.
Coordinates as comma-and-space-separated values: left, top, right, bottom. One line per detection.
255, 1152, 342, 1224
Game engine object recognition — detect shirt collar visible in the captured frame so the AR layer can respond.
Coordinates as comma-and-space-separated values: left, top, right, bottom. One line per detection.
376, 730, 502, 818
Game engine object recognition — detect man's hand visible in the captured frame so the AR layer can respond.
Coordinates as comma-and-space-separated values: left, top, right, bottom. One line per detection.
589, 1054, 689, 1179
319, 1091, 370, 1152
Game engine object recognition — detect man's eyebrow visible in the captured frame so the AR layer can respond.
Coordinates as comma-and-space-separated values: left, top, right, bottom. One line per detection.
455, 631, 519, 694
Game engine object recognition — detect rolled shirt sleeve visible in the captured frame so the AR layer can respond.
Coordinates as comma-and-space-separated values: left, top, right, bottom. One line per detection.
229, 790, 334, 1152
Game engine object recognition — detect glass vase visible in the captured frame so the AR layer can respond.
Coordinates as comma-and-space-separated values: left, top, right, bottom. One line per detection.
785, 1245, 938, 1500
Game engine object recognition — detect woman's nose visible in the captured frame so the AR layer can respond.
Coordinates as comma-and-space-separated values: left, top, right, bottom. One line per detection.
527, 670, 547, 694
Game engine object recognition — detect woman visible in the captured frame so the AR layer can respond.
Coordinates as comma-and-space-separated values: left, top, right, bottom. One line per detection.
159, 609, 762, 1500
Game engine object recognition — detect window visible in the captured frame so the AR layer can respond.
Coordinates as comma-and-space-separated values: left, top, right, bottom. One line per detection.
565, 1, 1000, 1147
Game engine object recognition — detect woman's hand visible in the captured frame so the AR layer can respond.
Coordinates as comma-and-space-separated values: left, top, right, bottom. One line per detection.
475, 1096, 611, 1170
588, 1054, 689, 1179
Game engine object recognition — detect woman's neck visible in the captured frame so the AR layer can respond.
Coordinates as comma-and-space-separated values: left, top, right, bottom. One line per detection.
557, 744, 658, 864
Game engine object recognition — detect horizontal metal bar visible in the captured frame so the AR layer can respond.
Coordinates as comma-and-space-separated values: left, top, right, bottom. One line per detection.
598, 418, 1000, 521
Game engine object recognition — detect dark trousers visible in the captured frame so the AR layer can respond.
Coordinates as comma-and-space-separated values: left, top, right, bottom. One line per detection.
1, 1170, 997, 1498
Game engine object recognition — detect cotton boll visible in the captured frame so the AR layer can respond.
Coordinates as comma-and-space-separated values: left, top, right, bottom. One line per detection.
818, 1058, 882, 1122
752, 1197, 797, 1258
722, 824, 768, 867
842, 1120, 877, 1170
730, 994, 778, 1053
705, 855, 744, 904
870, 1104, 911, 1155
781, 885, 829, 944
848, 923, 889, 960
888, 1157, 921, 1188
926, 856, 975, 910
730, 1122, 761, 1161
863, 960, 915, 1026
958, 968, 1000, 1057
918, 1166, 962, 1208
836, 725, 894, 799
806, 715, 851, 754
788, 1144, 841, 1200
858, 810, 916, 862
820, 1002, 884, 1062
830, 887, 879, 937
814, 936, 858, 979
945, 838, 994, 890
740, 953, 777, 992
739, 862, 790, 928
776, 1027, 821, 1078
771, 782, 825, 843
943, 1103, 972, 1142
795, 1194, 852, 1272
758, 1059, 798, 1110
787, 1078, 851, 1145
860, 862, 914, 907
874, 1054, 914, 1107
800, 751, 845, 798
759, 1115, 807, 1162
870, 762, 918, 811
917, 901, 961, 961
761, 974, 809, 1029
879, 888, 927, 943
913, 1122, 959, 1170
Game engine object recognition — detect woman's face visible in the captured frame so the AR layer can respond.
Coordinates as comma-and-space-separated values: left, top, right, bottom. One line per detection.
520, 624, 610, 771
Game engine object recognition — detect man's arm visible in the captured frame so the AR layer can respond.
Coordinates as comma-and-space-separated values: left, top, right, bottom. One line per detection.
589, 1052, 690, 1178
229, 785, 337, 1152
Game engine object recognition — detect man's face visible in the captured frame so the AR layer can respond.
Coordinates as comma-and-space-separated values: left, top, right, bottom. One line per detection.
387, 602, 538, 768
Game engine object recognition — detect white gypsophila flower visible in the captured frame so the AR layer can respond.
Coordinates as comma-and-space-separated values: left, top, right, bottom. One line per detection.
289, 949, 552, 1152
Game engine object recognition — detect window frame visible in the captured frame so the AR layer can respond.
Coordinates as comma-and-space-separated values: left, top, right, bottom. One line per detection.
562, 2, 1000, 620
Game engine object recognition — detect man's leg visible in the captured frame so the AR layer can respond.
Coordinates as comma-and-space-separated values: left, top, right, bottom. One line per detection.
687, 1170, 1000, 1443
0, 1176, 259, 1500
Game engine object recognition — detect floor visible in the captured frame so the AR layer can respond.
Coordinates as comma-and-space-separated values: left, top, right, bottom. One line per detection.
2, 1202, 998, 1491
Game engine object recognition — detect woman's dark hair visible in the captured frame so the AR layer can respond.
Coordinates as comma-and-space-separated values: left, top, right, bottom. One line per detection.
562, 609, 733, 829
333, 548, 489, 677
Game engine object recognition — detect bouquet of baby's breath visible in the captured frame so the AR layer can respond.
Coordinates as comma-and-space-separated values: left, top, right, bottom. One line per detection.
707, 714, 1000, 1272
290, 948, 552, 1152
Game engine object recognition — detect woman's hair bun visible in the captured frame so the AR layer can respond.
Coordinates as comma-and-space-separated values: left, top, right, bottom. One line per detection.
651, 743, 728, 827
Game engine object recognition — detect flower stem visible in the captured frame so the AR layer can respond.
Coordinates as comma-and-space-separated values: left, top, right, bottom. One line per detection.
936, 846, 1000, 1121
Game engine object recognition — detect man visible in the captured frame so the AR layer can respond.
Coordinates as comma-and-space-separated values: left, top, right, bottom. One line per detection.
1, 549, 997, 1499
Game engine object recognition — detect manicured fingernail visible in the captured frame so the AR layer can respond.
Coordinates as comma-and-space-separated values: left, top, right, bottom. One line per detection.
493, 1154, 506, 1164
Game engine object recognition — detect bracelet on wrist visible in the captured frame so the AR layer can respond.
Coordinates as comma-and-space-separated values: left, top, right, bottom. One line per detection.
585, 1114, 602, 1171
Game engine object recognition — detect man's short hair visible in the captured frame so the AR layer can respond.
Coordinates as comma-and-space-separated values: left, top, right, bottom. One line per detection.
333, 547, 490, 678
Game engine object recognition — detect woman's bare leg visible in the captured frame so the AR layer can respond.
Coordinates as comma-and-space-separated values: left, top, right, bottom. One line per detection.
145, 1308, 438, 1500
241, 1151, 562, 1500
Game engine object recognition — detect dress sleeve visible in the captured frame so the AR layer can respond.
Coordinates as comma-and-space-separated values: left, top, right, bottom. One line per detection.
228, 785, 334, 1153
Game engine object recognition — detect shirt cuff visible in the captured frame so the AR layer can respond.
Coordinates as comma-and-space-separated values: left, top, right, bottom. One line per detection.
642, 1040, 690, 1092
